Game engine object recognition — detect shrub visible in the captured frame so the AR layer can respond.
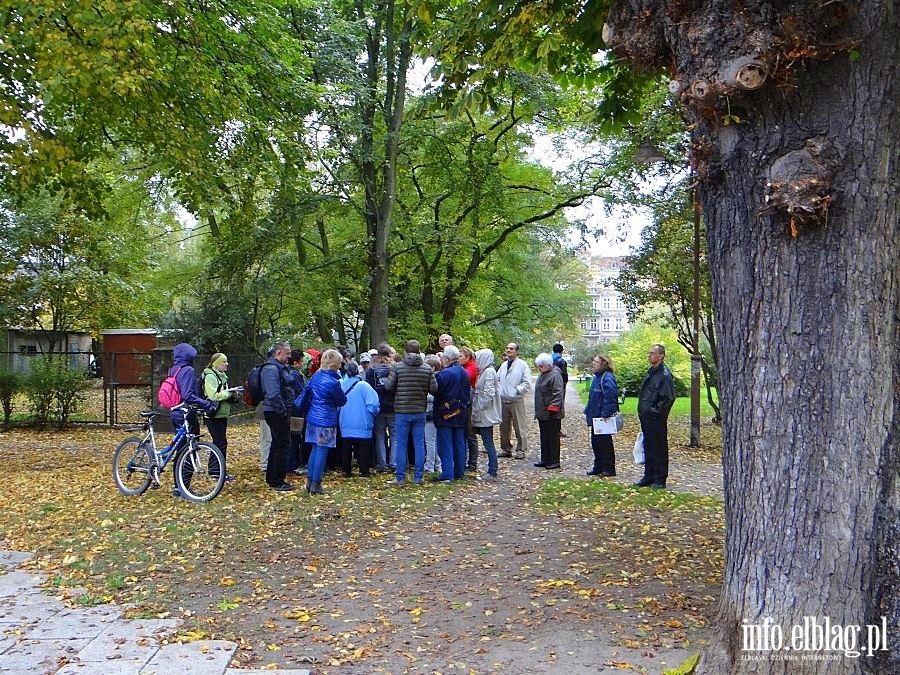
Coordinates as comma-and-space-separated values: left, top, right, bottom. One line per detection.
0, 369, 24, 426
25, 355, 91, 429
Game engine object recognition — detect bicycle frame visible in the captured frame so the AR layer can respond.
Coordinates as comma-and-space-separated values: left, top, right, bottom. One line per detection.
125, 404, 198, 484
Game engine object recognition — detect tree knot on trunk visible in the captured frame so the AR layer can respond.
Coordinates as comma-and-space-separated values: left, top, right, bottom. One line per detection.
760, 137, 841, 235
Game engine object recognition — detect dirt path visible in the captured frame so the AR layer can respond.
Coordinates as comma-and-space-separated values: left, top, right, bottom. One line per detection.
221, 383, 724, 673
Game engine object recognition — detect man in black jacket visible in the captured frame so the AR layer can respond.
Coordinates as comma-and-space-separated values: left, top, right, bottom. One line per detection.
635, 343, 676, 489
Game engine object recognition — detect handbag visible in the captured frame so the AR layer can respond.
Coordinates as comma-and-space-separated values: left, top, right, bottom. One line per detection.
633, 432, 645, 465
440, 399, 462, 420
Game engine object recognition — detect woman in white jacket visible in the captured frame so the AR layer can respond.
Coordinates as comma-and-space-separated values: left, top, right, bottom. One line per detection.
471, 349, 502, 481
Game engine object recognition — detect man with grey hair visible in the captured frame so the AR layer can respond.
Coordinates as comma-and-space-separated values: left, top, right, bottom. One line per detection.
498, 342, 532, 459
438, 333, 454, 350
434, 345, 471, 480
635, 343, 675, 488
261, 341, 296, 491
384, 339, 438, 485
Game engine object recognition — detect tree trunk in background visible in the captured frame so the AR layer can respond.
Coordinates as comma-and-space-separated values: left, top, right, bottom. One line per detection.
604, 1, 898, 672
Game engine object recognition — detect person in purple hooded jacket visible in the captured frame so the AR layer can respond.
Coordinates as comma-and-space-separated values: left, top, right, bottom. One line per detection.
166, 343, 216, 497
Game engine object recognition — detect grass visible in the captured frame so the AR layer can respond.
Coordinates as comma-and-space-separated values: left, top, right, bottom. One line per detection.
535, 477, 723, 514
577, 380, 720, 419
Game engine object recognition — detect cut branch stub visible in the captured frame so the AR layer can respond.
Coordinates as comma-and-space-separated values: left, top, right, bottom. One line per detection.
601, 22, 613, 46
721, 57, 769, 90
689, 79, 717, 104
762, 137, 840, 229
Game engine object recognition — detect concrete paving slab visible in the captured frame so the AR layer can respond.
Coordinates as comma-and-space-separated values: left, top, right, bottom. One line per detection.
0, 637, 91, 673
26, 605, 122, 640
0, 591, 65, 625
58, 660, 153, 675
0, 570, 46, 600
0, 550, 32, 570
0, 634, 16, 655
73, 618, 180, 666
225, 670, 311, 675
141, 639, 237, 674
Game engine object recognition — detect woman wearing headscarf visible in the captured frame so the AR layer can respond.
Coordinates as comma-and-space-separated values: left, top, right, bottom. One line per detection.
471, 349, 501, 481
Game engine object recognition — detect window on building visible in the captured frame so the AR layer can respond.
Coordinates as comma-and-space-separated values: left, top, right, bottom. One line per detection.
592, 298, 599, 310
590, 318, 597, 331
602, 297, 611, 309
603, 318, 611, 331
615, 318, 624, 330
581, 320, 587, 331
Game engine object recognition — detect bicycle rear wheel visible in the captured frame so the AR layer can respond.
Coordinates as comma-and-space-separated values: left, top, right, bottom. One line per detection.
173, 441, 225, 502
112, 436, 153, 496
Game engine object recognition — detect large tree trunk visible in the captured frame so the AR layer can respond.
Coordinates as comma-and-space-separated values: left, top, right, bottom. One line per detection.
605, 1, 898, 672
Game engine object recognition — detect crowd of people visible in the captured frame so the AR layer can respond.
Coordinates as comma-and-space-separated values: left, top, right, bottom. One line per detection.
163, 334, 677, 496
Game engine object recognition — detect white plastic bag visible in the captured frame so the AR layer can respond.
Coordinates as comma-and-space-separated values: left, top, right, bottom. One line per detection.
633, 431, 645, 465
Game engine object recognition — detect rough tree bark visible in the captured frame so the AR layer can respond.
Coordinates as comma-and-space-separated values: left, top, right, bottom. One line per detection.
604, 1, 897, 673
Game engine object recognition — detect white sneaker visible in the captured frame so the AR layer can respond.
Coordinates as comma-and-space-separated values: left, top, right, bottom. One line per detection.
477, 473, 497, 482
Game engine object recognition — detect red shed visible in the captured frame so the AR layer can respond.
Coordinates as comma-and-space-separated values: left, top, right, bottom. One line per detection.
100, 329, 158, 385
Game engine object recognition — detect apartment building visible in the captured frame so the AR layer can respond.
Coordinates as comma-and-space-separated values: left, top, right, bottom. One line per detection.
581, 255, 630, 344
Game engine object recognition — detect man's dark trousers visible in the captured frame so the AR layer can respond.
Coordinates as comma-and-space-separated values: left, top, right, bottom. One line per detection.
639, 413, 669, 484
264, 412, 291, 487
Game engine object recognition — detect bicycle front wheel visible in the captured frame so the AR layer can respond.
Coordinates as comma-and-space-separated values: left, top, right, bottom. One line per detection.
112, 436, 153, 496
173, 441, 225, 502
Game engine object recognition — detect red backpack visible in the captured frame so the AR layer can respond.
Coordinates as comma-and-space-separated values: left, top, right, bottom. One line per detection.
158, 367, 183, 408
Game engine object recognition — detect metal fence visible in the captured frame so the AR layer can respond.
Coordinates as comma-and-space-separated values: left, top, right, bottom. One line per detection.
1, 350, 261, 427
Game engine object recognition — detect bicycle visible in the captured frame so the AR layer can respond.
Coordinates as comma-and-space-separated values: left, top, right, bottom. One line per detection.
112, 403, 226, 502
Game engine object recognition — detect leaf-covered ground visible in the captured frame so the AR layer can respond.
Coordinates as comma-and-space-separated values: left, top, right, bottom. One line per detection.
0, 393, 724, 673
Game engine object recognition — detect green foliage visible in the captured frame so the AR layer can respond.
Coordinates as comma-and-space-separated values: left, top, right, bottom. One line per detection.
0, 183, 162, 341
24, 355, 91, 429
1, 1, 319, 212
423, 0, 663, 134
0, 369, 24, 426
606, 323, 689, 397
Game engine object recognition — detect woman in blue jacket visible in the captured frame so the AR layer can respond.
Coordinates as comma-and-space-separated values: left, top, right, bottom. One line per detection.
338, 361, 380, 477
583, 354, 620, 477
298, 349, 347, 494
434, 346, 471, 481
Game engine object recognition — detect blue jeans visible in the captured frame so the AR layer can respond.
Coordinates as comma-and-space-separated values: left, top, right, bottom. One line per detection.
373, 412, 395, 469
425, 420, 440, 472
436, 426, 467, 481
308, 444, 328, 482
394, 412, 426, 483
475, 426, 498, 476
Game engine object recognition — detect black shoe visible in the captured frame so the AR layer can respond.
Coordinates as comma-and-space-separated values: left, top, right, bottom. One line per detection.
586, 469, 601, 476
270, 482, 296, 492
309, 480, 326, 495
534, 461, 547, 467
633, 479, 653, 487
544, 463, 561, 470
498, 451, 513, 458
649, 482, 666, 489
599, 472, 616, 478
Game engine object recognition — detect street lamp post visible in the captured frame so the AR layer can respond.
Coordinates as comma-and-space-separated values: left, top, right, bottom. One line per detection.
633, 141, 702, 447
689, 183, 702, 447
